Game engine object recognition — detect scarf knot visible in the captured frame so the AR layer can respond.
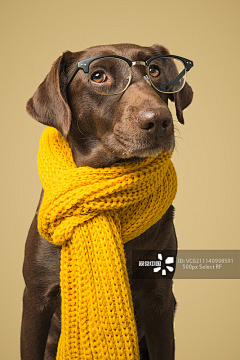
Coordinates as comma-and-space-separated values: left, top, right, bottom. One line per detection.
37, 127, 177, 359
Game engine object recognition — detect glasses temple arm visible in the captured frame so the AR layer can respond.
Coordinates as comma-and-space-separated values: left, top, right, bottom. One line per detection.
160, 69, 186, 92
66, 65, 80, 87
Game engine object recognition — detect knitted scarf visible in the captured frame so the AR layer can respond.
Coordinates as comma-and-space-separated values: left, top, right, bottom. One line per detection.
37, 127, 177, 360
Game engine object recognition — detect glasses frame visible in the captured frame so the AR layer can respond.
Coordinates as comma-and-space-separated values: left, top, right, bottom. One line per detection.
66, 54, 193, 95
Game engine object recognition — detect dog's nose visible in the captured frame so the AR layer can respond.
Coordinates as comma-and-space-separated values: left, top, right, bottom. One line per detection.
136, 108, 172, 135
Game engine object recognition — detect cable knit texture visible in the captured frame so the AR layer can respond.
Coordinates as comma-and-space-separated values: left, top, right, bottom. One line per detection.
37, 126, 177, 360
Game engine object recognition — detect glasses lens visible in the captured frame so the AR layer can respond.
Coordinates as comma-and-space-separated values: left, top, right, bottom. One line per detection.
148, 57, 186, 93
88, 57, 131, 95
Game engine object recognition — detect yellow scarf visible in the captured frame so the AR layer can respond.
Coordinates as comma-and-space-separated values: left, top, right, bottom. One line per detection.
37, 127, 177, 360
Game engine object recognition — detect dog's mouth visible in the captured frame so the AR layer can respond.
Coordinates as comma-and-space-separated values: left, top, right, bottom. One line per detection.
106, 111, 175, 160
104, 132, 175, 160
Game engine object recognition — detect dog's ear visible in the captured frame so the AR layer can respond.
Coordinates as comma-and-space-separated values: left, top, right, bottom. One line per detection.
169, 82, 193, 124
26, 51, 72, 139
150, 44, 193, 124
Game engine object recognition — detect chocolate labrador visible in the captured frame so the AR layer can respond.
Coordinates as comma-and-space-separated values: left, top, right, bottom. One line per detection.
21, 43, 193, 360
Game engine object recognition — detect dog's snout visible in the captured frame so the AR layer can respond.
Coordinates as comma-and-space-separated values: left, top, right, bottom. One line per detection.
136, 108, 172, 135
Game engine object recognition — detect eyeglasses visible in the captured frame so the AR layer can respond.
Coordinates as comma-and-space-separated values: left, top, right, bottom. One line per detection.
66, 54, 193, 95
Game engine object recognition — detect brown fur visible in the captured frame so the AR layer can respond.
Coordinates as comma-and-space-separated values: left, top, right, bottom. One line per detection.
21, 43, 193, 360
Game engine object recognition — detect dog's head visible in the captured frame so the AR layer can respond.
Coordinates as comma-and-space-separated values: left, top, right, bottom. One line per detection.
27, 44, 193, 168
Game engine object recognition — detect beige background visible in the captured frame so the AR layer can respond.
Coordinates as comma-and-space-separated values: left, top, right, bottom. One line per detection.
1, 0, 240, 358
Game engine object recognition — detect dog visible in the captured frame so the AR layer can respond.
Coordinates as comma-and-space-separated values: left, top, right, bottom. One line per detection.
21, 43, 193, 360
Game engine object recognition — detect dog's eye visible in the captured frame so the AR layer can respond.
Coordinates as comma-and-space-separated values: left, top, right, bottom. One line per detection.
91, 70, 107, 83
149, 65, 160, 78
